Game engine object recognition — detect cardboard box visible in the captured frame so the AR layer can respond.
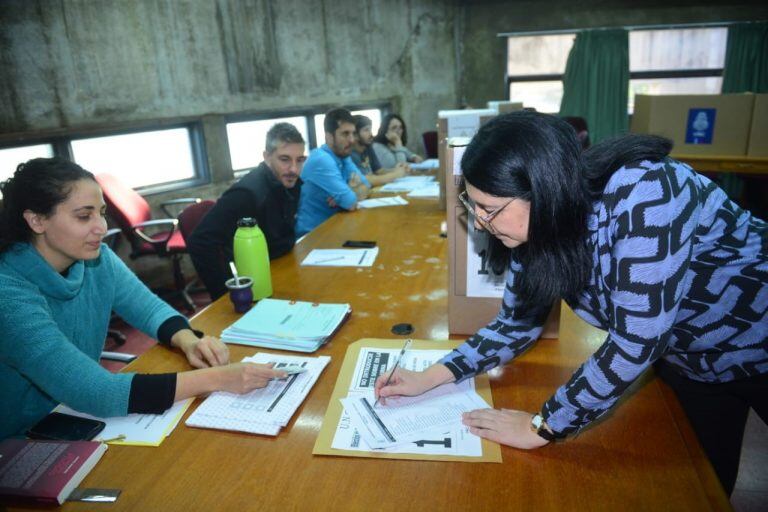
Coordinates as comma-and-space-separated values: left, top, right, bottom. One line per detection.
631, 94, 755, 156
747, 94, 768, 157
445, 143, 559, 337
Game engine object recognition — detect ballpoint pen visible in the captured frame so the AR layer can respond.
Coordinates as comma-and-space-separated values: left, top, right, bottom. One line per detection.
374, 338, 412, 408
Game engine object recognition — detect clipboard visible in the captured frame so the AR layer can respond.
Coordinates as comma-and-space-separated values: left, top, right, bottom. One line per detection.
313, 338, 503, 463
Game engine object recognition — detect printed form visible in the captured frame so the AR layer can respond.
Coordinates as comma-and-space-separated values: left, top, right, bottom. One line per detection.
301, 248, 379, 267
332, 348, 488, 455
186, 353, 330, 435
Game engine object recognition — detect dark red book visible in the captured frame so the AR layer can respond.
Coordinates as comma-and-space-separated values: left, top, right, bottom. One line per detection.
0, 439, 107, 505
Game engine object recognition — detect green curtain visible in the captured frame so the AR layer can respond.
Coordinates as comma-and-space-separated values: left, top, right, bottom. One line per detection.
721, 21, 768, 94
559, 29, 629, 144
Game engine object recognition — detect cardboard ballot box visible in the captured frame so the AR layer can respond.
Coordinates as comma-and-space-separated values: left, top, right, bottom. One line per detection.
631, 93, 755, 156
445, 142, 560, 337
747, 94, 768, 157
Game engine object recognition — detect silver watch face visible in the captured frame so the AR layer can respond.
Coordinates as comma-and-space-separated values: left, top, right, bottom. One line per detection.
531, 414, 543, 430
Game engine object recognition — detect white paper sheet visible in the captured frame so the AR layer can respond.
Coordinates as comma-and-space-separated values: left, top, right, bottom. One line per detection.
56, 399, 193, 446
406, 183, 440, 198
185, 354, 330, 436
408, 158, 439, 170
358, 196, 409, 208
331, 348, 486, 456
301, 248, 379, 267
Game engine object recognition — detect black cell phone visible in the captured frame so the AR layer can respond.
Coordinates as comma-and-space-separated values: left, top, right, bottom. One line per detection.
26, 412, 106, 441
343, 240, 376, 248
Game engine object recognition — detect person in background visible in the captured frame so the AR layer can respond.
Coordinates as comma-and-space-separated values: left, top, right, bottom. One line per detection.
376, 111, 767, 496
188, 123, 306, 300
350, 114, 408, 187
0, 157, 287, 440
372, 113, 424, 168
562, 116, 591, 149
295, 108, 370, 238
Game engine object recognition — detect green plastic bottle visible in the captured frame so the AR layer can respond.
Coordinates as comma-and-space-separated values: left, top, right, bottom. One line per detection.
233, 217, 272, 301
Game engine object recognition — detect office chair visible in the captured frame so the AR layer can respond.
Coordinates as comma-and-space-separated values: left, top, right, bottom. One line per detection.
422, 130, 438, 159
94, 173, 202, 312
177, 199, 216, 303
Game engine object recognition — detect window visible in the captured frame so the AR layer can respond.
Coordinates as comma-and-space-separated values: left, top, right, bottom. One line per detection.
628, 28, 726, 111
0, 143, 55, 184
506, 26, 727, 114
313, 108, 383, 148
70, 127, 200, 190
227, 116, 309, 172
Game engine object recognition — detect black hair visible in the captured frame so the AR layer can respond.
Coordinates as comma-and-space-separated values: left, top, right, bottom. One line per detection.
374, 113, 408, 146
0, 157, 96, 253
353, 114, 372, 133
461, 110, 671, 306
324, 108, 355, 134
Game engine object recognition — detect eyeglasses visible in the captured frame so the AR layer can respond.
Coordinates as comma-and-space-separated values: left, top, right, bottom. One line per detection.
458, 190, 514, 234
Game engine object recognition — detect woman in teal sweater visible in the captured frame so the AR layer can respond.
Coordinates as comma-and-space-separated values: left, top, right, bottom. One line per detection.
0, 157, 286, 439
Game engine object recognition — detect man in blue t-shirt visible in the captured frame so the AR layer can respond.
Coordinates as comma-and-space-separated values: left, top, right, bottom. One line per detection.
295, 108, 371, 237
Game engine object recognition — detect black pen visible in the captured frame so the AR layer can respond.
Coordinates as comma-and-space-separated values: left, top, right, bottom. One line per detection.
374, 338, 412, 408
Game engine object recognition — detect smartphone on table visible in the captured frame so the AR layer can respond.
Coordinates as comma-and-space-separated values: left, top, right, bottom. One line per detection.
26, 412, 106, 441
342, 240, 376, 248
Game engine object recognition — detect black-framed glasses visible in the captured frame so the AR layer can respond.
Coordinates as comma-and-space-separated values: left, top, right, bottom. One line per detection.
458, 190, 514, 234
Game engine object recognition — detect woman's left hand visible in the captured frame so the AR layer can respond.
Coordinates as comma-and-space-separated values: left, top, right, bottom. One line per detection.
462, 408, 550, 449
173, 330, 230, 368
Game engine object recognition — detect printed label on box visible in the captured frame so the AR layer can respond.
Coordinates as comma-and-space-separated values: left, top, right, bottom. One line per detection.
685, 108, 716, 144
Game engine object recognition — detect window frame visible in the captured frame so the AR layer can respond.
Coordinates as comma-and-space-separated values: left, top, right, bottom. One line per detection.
505, 25, 728, 113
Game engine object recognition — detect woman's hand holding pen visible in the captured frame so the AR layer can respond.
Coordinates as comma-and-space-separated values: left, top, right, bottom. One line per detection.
374, 364, 455, 405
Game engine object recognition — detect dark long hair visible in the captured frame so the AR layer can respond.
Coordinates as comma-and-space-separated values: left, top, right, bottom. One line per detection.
373, 114, 408, 146
0, 157, 95, 253
461, 111, 671, 305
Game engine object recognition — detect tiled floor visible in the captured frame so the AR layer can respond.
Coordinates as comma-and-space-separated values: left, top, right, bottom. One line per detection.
102, 291, 768, 511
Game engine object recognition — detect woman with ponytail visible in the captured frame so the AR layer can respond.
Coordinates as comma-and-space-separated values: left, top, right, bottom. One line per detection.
376, 111, 767, 496
0, 158, 286, 440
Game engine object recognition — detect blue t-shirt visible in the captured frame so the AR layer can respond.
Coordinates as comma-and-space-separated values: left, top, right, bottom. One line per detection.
295, 145, 370, 237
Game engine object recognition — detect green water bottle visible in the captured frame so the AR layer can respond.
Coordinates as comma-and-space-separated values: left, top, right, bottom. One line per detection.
233, 217, 272, 301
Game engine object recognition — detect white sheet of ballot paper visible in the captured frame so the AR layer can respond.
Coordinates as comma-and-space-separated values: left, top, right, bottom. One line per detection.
337, 347, 489, 451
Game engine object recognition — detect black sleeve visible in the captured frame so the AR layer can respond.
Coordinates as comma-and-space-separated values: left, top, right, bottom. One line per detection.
128, 373, 177, 414
369, 148, 382, 173
157, 316, 190, 346
187, 188, 255, 300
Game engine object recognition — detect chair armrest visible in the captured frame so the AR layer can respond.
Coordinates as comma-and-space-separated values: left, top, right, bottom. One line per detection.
161, 197, 201, 217
132, 218, 178, 248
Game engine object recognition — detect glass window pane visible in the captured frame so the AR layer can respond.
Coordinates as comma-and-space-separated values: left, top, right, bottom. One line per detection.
0, 144, 54, 184
227, 116, 309, 171
509, 80, 563, 114
507, 34, 575, 76
628, 77, 724, 112
71, 128, 196, 189
630, 28, 727, 71
314, 109, 382, 147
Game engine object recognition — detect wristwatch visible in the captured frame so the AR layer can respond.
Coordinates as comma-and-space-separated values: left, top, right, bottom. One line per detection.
530, 413, 556, 442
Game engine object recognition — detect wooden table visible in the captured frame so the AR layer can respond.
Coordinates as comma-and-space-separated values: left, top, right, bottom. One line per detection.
673, 154, 768, 175
20, 200, 730, 511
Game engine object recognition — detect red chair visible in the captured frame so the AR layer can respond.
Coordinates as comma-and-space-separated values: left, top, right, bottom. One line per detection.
95, 173, 202, 312
422, 130, 438, 159
177, 200, 216, 301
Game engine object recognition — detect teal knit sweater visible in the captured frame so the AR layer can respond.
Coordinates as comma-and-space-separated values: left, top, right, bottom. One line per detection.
0, 243, 179, 439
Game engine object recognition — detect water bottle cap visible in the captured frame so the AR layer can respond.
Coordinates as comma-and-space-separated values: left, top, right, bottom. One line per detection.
237, 217, 257, 227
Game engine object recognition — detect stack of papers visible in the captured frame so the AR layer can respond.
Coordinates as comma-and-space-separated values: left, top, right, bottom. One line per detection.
409, 158, 439, 170
332, 348, 488, 456
358, 196, 409, 209
186, 353, 330, 435
379, 176, 438, 198
56, 399, 193, 446
301, 248, 379, 267
221, 298, 351, 352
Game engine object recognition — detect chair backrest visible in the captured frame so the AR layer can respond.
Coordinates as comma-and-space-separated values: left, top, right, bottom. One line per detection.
177, 200, 216, 243
422, 130, 438, 159
95, 173, 153, 231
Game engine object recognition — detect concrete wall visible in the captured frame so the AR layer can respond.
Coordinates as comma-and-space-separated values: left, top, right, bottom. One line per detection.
0, 0, 460, 285
458, 0, 768, 108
